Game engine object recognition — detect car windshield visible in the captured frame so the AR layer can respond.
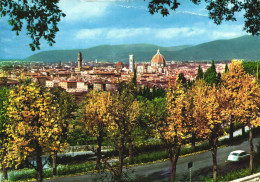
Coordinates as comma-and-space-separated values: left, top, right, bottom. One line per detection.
231, 153, 239, 156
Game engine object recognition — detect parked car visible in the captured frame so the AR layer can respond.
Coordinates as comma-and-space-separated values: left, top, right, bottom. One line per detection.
227, 150, 249, 162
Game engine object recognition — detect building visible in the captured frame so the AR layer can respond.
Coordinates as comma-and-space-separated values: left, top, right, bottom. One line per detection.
148, 49, 166, 73
75, 52, 83, 74
151, 49, 166, 68
60, 81, 77, 90
45, 79, 54, 88
117, 61, 124, 69
129, 54, 135, 72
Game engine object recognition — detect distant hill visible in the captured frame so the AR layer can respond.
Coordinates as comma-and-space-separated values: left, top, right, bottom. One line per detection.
25, 44, 191, 63
167, 35, 260, 61
25, 35, 260, 63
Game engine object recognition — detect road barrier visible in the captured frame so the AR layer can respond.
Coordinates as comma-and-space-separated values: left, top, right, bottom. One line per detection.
230, 172, 260, 182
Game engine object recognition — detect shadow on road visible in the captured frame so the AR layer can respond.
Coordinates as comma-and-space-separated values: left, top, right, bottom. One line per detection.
134, 160, 250, 182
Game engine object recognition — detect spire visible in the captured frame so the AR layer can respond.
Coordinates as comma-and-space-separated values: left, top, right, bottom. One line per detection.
157, 49, 160, 54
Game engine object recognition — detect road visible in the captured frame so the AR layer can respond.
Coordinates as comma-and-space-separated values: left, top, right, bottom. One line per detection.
45, 136, 260, 182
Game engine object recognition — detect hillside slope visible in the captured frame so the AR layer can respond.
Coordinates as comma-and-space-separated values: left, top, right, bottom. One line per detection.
25, 35, 260, 63
26, 44, 190, 63
170, 35, 260, 61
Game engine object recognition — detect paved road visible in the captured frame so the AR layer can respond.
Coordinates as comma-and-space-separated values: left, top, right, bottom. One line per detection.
45, 136, 260, 182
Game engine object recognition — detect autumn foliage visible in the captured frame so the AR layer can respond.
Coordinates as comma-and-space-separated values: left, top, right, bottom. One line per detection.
0, 61, 259, 182
5, 80, 66, 182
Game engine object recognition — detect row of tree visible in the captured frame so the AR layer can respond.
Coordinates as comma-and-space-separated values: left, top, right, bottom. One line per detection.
82, 61, 260, 182
0, 61, 259, 182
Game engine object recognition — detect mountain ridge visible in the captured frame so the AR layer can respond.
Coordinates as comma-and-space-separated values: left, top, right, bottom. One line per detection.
25, 35, 260, 63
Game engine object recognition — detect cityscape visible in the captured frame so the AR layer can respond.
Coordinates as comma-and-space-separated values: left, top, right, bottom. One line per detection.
0, 1, 260, 182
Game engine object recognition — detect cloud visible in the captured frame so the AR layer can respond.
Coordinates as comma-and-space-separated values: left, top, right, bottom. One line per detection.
211, 30, 247, 40
76, 28, 151, 40
115, 4, 147, 10
76, 29, 104, 39
155, 27, 206, 39
75, 25, 247, 44
176, 11, 208, 17
59, 0, 109, 22
106, 28, 151, 39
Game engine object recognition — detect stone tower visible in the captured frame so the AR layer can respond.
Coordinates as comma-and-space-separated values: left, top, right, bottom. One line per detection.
77, 52, 82, 69
129, 54, 135, 72
75, 52, 83, 74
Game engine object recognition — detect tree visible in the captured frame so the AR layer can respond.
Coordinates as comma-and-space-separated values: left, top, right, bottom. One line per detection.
0, 87, 10, 180
186, 81, 203, 152
145, 0, 260, 35
222, 61, 247, 142
242, 61, 258, 76
150, 81, 189, 182
5, 80, 65, 182
50, 87, 77, 176
236, 73, 260, 172
83, 90, 112, 170
192, 80, 228, 182
196, 65, 203, 80
204, 60, 217, 85
225, 63, 229, 73
132, 68, 137, 87
0, 0, 65, 51
107, 85, 139, 181
177, 72, 186, 84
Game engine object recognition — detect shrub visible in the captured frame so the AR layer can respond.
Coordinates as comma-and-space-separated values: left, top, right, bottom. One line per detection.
57, 163, 95, 176
134, 150, 168, 164
9, 169, 37, 181
67, 129, 91, 146
55, 153, 96, 165
8, 163, 96, 181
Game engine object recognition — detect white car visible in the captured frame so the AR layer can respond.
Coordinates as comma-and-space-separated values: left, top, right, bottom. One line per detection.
227, 150, 249, 162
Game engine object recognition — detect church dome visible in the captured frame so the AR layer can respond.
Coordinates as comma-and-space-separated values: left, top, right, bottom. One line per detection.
117, 61, 124, 68
151, 49, 166, 67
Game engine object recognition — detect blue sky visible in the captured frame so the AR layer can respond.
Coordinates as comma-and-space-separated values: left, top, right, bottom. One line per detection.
0, 0, 248, 59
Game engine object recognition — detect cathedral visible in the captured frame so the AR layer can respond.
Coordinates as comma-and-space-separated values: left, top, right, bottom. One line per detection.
135, 49, 167, 74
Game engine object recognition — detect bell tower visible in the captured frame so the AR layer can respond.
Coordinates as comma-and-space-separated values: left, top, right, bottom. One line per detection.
77, 52, 82, 69
129, 54, 135, 72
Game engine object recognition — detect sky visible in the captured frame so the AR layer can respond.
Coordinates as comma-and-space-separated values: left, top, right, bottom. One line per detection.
0, 0, 248, 59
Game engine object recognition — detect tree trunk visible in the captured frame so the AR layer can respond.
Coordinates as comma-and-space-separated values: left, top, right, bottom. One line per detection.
229, 116, 234, 143
211, 137, 218, 182
2, 163, 8, 180
52, 151, 57, 176
242, 126, 246, 137
191, 133, 196, 152
129, 136, 134, 165
168, 146, 180, 182
249, 126, 254, 173
36, 142, 43, 182
116, 134, 125, 182
96, 130, 103, 171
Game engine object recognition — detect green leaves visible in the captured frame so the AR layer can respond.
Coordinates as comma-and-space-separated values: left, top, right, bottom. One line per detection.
204, 60, 218, 86
0, 0, 65, 51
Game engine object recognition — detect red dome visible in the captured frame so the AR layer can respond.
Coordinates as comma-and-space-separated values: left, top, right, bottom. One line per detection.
151, 49, 166, 65
117, 61, 124, 67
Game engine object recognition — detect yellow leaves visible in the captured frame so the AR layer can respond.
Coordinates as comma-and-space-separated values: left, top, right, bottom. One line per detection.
84, 90, 113, 135
5, 80, 64, 166
156, 81, 189, 144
